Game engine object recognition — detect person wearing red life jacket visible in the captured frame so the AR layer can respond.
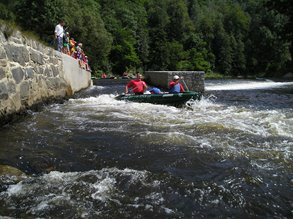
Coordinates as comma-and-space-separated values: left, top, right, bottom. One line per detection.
101, 73, 107, 78
169, 75, 185, 93
125, 73, 147, 95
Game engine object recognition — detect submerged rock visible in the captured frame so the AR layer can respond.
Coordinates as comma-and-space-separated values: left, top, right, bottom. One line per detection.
0, 164, 25, 177
283, 72, 293, 79
0, 164, 27, 192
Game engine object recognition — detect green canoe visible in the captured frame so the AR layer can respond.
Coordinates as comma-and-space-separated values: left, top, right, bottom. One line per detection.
115, 91, 202, 106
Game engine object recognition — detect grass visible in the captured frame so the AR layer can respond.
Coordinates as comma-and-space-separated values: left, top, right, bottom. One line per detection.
204, 71, 225, 79
0, 19, 16, 39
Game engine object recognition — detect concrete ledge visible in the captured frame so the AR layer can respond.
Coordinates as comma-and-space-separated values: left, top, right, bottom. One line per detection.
145, 71, 205, 92
61, 53, 92, 94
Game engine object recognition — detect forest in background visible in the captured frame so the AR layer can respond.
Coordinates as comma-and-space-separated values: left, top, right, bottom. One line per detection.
0, 0, 292, 78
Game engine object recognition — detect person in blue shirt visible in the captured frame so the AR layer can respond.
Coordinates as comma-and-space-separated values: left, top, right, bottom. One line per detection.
169, 75, 185, 93
149, 87, 162, 94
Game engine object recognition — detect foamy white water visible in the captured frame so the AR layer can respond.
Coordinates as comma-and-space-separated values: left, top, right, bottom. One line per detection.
206, 80, 293, 90
64, 93, 292, 139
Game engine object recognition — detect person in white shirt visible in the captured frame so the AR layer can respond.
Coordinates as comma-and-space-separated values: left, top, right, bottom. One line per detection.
54, 20, 65, 52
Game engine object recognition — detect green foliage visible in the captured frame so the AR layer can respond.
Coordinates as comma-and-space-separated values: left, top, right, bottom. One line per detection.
1, 0, 292, 77
205, 71, 224, 79
245, 2, 291, 76
0, 3, 15, 21
110, 28, 141, 73
61, 0, 112, 71
14, 0, 62, 41
145, 0, 169, 70
265, 0, 293, 74
99, 0, 148, 73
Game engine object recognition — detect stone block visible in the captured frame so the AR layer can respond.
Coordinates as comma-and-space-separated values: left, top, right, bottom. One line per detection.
38, 66, 45, 75
51, 65, 59, 77
0, 82, 8, 100
0, 31, 6, 44
7, 80, 16, 93
49, 57, 59, 65
30, 48, 45, 65
25, 67, 35, 79
0, 67, 6, 80
11, 67, 24, 84
45, 48, 54, 56
20, 81, 30, 99
33, 65, 43, 75
37, 75, 46, 88
54, 50, 62, 58
10, 62, 19, 68
43, 55, 49, 63
35, 42, 42, 53
0, 46, 6, 59
0, 59, 7, 67
4, 44, 29, 66
26, 39, 34, 48
44, 66, 53, 77
38, 43, 47, 54
31, 40, 38, 50
13, 31, 25, 43
46, 78, 56, 90
9, 36, 23, 45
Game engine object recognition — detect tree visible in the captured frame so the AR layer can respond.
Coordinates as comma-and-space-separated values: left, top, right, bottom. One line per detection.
245, 1, 291, 76
61, 0, 112, 72
0, 0, 15, 21
265, 0, 293, 72
1, 0, 291, 76
98, 0, 149, 74
15, 0, 62, 42
212, 20, 232, 75
146, 0, 170, 70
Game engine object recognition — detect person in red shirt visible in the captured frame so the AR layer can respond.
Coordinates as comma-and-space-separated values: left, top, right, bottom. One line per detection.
101, 73, 107, 78
169, 75, 185, 93
125, 73, 147, 95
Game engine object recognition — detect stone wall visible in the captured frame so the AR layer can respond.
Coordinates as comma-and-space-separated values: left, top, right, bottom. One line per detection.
0, 25, 91, 124
144, 71, 205, 92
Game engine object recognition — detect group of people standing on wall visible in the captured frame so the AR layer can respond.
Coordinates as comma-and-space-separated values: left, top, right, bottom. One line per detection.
54, 20, 91, 72
125, 73, 185, 95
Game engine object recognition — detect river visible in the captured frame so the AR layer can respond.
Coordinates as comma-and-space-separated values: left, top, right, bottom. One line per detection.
0, 79, 292, 218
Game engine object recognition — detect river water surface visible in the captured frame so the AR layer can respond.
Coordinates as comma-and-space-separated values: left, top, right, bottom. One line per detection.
0, 80, 292, 218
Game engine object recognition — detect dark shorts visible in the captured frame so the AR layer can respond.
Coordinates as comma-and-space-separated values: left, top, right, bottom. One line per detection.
57, 36, 63, 52
134, 92, 144, 95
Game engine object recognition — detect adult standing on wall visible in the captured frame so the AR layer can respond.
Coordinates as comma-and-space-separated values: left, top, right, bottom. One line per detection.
125, 73, 147, 95
54, 20, 65, 52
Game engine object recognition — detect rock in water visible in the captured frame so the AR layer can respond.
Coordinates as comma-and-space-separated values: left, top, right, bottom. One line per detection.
0, 164, 26, 177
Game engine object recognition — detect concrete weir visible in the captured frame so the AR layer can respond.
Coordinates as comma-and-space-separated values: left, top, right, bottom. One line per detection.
0, 25, 91, 125
61, 53, 92, 94
144, 71, 205, 92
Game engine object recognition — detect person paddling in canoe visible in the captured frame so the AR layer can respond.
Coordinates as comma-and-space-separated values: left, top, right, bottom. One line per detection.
125, 73, 147, 95
169, 75, 185, 93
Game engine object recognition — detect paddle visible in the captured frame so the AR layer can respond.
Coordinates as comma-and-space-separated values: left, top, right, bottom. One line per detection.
181, 76, 189, 91
125, 84, 147, 95
125, 85, 139, 95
